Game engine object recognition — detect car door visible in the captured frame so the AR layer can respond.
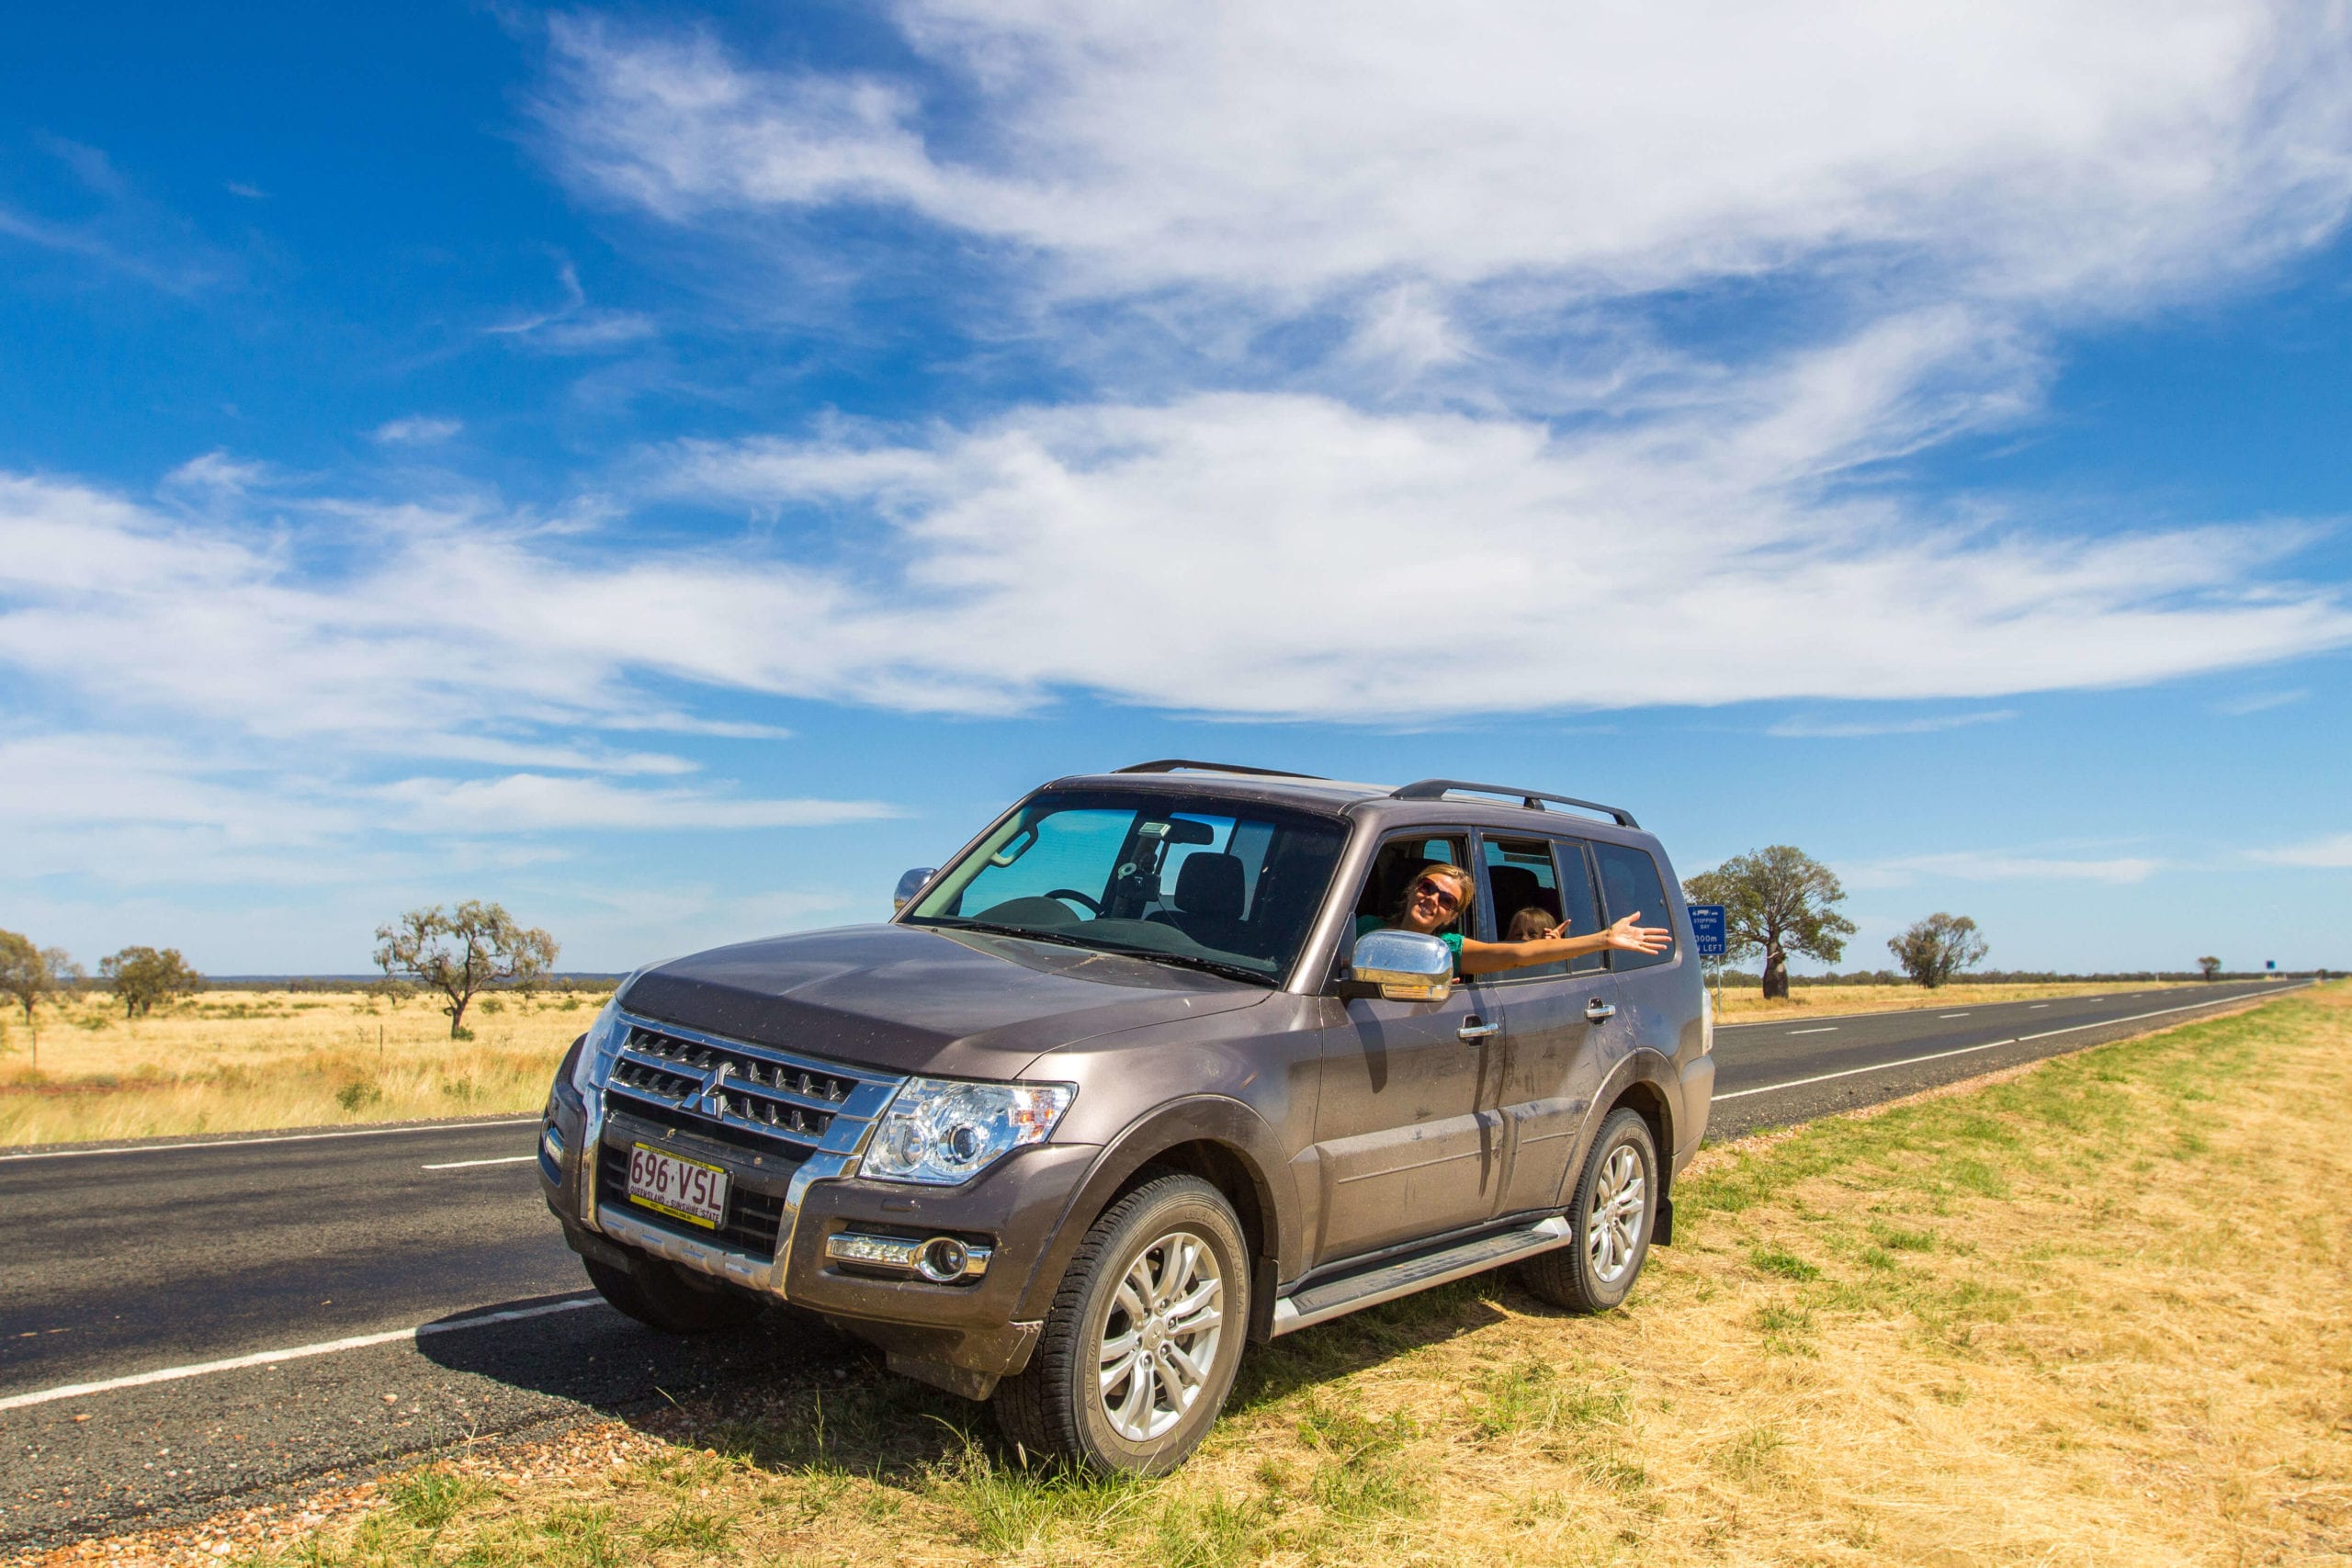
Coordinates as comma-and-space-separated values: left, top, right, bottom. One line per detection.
1311, 832, 1508, 1265
1479, 833, 1626, 1216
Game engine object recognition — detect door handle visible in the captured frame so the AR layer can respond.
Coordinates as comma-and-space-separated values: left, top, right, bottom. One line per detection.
1584, 998, 1617, 1023
1458, 1016, 1499, 1042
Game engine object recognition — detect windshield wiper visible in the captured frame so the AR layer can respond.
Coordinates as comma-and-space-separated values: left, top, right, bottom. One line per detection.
1083, 946, 1278, 987
929, 919, 1277, 986
928, 918, 1102, 951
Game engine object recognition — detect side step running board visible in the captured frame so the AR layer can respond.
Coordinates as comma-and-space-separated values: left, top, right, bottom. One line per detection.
1269, 1216, 1573, 1336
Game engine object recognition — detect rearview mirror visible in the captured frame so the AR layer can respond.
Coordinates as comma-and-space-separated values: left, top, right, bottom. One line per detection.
1349, 928, 1454, 1003
893, 867, 938, 912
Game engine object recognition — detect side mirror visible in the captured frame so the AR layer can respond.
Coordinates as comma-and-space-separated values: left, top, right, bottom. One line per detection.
1348, 929, 1454, 1003
893, 867, 938, 912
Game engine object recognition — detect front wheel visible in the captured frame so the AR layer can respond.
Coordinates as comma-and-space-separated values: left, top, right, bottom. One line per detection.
991, 1173, 1249, 1475
1519, 1107, 1657, 1314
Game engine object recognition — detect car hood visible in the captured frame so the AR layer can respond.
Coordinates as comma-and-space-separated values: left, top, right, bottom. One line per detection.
618, 922, 1272, 1079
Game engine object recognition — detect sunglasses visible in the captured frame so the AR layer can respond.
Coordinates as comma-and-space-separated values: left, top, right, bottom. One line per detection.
1410, 876, 1462, 914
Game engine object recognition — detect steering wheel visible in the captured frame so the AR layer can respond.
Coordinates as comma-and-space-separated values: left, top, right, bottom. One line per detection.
1044, 888, 1103, 916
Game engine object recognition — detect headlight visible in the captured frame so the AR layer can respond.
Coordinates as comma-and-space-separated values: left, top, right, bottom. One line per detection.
858, 1077, 1075, 1186
571, 998, 627, 1095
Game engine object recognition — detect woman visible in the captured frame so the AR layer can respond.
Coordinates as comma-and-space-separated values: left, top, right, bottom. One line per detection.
1359, 863, 1671, 976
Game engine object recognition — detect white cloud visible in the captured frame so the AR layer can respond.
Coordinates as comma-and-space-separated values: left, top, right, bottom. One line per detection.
488, 259, 657, 353
6, 347, 2348, 745
1771, 710, 2018, 739
0, 735, 888, 886
2251, 832, 2352, 867
372, 416, 463, 445
2214, 687, 2309, 715
161, 449, 270, 497
379, 774, 899, 833
1844, 851, 2163, 889
539, 2, 2352, 307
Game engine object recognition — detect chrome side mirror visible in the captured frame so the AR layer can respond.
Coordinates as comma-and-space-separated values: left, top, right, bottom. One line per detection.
1350, 928, 1454, 1003
893, 867, 938, 912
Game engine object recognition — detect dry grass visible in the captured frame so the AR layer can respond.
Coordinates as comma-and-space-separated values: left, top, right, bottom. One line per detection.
1713, 976, 2205, 1021
196, 982, 2351, 1567
0, 987, 603, 1147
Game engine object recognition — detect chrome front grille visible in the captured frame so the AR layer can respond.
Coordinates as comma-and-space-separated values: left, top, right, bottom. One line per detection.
602, 1019, 904, 1156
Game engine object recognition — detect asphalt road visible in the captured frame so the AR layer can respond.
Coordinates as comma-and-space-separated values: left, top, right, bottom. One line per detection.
0, 979, 2303, 1551
1702, 978, 2297, 1138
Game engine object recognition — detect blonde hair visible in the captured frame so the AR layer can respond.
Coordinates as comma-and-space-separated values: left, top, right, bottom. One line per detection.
1506, 906, 1556, 942
1395, 862, 1476, 931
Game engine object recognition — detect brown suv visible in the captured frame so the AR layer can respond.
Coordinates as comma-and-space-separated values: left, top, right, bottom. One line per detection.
538, 761, 1713, 1472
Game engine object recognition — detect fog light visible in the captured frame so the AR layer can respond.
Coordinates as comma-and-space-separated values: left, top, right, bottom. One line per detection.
916, 1236, 970, 1283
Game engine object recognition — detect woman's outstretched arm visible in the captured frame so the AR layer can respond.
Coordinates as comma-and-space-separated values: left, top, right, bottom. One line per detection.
1455, 910, 1671, 976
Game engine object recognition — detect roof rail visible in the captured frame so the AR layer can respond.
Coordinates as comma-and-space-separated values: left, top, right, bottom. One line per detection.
1114, 759, 1329, 780
1390, 778, 1639, 829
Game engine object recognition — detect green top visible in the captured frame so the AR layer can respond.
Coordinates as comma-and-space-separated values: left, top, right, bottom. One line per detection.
1356, 915, 1464, 969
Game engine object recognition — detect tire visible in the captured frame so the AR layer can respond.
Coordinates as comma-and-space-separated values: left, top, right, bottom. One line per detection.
583, 1255, 763, 1334
991, 1172, 1250, 1475
1519, 1107, 1658, 1314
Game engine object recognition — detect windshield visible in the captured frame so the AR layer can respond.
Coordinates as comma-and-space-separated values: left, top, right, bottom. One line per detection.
903, 790, 1348, 984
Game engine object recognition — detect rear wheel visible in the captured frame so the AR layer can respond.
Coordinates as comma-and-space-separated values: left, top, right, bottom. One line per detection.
583, 1255, 763, 1334
1519, 1107, 1657, 1314
991, 1173, 1249, 1475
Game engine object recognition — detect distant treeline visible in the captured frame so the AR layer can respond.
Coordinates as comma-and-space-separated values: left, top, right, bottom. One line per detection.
58, 973, 628, 995
1702, 967, 2334, 986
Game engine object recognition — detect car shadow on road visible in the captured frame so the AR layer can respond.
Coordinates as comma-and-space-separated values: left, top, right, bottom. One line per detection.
413, 1273, 1523, 1480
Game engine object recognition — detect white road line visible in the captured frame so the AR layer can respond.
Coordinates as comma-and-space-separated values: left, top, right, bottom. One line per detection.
1939, 1012, 1970, 1018
2028, 1003, 2050, 1009
1784, 1027, 1838, 1035
1717, 985, 2307, 1102
0, 1118, 539, 1165
0, 1297, 601, 1414
421, 1156, 538, 1170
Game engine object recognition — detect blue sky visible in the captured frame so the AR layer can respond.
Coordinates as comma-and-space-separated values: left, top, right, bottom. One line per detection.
3, 1, 2348, 977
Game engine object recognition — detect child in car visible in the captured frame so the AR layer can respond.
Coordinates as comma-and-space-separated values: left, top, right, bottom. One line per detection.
1506, 905, 1563, 942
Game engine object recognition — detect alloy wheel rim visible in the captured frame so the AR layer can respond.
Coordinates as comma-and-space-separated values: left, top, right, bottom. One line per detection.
1585, 1144, 1646, 1284
1096, 1228, 1225, 1442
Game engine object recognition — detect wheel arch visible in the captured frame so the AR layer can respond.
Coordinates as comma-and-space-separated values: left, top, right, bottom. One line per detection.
1554, 1050, 1682, 1239
1011, 1097, 1295, 1329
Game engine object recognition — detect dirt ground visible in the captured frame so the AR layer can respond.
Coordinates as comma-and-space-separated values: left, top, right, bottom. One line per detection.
27, 982, 2346, 1566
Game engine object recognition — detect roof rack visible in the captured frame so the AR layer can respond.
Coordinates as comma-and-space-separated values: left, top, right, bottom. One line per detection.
1114, 759, 1330, 780
1391, 778, 1639, 829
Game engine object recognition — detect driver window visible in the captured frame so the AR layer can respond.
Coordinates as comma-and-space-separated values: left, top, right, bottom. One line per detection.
1353, 835, 1472, 940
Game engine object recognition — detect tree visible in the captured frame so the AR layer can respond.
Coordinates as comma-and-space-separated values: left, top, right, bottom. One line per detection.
374, 901, 559, 1038
0, 931, 83, 1068
1887, 914, 1989, 988
99, 946, 205, 1017
2197, 955, 2222, 982
1683, 846, 1856, 999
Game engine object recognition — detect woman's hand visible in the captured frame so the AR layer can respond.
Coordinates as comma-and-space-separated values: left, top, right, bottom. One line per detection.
1605, 911, 1672, 954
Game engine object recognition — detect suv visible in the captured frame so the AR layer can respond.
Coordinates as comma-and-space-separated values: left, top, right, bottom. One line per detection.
539, 761, 1713, 1472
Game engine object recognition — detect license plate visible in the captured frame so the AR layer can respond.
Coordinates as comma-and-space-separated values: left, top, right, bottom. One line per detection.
626, 1143, 730, 1229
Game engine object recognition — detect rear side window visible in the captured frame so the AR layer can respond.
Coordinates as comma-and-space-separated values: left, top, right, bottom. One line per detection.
1592, 842, 1679, 971
1551, 840, 1610, 975
1482, 837, 1566, 976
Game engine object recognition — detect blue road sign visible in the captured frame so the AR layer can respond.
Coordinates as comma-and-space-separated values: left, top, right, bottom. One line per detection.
2267, 959, 2277, 972
1689, 903, 1728, 958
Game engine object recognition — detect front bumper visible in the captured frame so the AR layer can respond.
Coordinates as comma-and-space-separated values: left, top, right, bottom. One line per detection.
539, 1010, 1094, 1390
